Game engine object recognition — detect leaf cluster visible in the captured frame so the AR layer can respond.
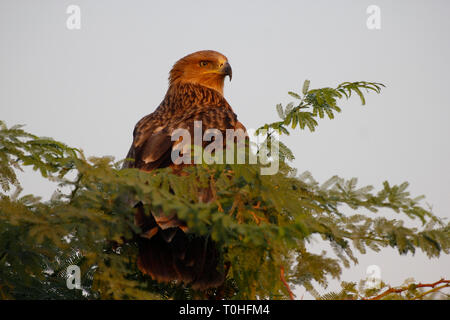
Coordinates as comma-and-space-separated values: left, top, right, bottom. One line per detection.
0, 80, 448, 300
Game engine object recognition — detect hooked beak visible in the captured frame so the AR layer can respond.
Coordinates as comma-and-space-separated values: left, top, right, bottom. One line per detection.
220, 61, 232, 81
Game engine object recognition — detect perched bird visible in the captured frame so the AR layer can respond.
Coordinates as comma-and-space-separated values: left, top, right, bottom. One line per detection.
124, 50, 246, 290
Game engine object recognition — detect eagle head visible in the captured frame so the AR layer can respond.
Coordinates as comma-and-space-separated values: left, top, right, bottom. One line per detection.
169, 50, 232, 94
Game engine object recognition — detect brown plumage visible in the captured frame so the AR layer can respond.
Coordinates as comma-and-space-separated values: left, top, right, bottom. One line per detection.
124, 50, 246, 290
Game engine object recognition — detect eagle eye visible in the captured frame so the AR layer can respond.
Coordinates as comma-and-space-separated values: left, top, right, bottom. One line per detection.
199, 61, 209, 67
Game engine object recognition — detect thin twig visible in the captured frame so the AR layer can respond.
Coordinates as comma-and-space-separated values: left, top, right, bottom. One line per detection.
249, 210, 268, 225
365, 278, 450, 300
209, 175, 223, 212
69, 173, 83, 203
280, 266, 295, 300
413, 284, 449, 300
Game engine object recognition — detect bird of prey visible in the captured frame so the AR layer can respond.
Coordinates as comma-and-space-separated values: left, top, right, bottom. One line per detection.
124, 50, 246, 290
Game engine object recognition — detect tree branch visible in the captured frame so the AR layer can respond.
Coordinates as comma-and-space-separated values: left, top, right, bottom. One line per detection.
280, 266, 295, 300
365, 278, 450, 300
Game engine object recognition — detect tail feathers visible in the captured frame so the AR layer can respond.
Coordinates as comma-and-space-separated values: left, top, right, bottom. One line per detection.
134, 203, 224, 290
137, 228, 224, 290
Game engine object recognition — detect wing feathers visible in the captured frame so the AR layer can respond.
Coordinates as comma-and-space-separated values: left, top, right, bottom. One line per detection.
141, 130, 172, 164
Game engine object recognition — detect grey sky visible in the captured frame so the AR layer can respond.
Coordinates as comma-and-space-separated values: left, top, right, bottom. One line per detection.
1, 0, 449, 298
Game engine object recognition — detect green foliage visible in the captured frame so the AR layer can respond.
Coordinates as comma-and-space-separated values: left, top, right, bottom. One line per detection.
256, 80, 384, 135
315, 278, 450, 300
0, 80, 448, 300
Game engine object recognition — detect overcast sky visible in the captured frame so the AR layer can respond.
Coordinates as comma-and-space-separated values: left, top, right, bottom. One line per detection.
1, 0, 449, 298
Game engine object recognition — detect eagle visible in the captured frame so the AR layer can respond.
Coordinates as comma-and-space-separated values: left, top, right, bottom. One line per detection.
124, 50, 246, 290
